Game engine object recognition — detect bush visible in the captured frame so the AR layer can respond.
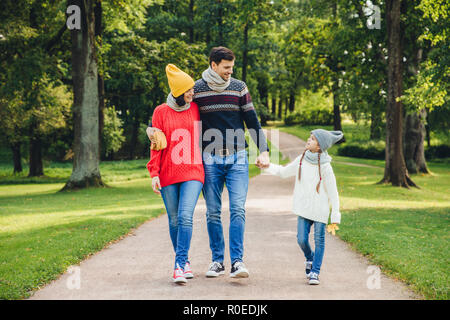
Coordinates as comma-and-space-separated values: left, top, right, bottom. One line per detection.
285, 109, 333, 126
337, 141, 385, 160
102, 106, 126, 157
425, 145, 450, 159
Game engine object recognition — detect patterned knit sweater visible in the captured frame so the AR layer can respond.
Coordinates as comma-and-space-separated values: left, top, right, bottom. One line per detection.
193, 78, 269, 153
147, 102, 204, 188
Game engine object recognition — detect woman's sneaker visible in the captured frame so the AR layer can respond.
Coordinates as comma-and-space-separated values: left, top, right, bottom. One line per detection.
305, 261, 313, 279
230, 261, 249, 278
184, 262, 194, 279
173, 265, 187, 284
309, 272, 320, 285
205, 262, 225, 277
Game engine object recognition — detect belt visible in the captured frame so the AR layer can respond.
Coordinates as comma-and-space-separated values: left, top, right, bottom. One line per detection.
211, 147, 245, 157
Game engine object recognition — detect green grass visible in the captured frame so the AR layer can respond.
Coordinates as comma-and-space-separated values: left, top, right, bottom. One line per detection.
0, 137, 283, 299
0, 165, 166, 300
335, 161, 450, 300
268, 122, 450, 300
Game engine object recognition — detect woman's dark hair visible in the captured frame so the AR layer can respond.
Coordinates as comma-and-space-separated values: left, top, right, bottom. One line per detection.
174, 94, 186, 106
209, 46, 235, 66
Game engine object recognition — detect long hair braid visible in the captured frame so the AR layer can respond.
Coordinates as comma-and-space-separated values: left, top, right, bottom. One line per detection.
316, 152, 322, 194
297, 149, 307, 182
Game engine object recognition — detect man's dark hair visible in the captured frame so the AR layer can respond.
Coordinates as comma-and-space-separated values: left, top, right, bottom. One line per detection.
209, 47, 235, 66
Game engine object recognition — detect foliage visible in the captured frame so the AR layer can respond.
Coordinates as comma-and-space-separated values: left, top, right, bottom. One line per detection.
102, 106, 126, 157
284, 108, 333, 126
425, 145, 450, 160
337, 141, 385, 160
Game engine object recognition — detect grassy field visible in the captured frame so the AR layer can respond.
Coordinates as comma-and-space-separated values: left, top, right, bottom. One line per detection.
0, 163, 165, 300
0, 138, 283, 299
270, 123, 450, 300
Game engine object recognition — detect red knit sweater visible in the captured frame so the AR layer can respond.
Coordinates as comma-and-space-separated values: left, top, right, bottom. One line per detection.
147, 102, 204, 187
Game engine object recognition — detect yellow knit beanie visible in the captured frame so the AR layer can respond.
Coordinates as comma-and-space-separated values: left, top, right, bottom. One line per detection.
165, 64, 195, 98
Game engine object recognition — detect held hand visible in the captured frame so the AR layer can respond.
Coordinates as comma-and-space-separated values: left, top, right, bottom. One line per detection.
326, 223, 340, 235
255, 151, 270, 169
152, 176, 162, 195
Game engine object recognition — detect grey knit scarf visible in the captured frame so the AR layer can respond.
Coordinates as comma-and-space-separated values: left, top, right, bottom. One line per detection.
166, 93, 191, 112
303, 150, 332, 165
202, 67, 231, 92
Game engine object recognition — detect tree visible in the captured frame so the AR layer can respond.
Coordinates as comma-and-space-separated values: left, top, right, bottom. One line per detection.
0, 0, 72, 176
63, 0, 104, 190
380, 0, 417, 188
402, 0, 449, 171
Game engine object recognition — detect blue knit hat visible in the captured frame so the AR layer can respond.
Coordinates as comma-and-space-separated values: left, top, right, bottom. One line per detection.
311, 129, 344, 152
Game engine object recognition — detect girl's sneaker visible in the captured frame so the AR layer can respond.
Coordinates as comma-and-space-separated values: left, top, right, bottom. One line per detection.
173, 266, 187, 284
309, 272, 320, 285
184, 262, 194, 279
305, 261, 313, 279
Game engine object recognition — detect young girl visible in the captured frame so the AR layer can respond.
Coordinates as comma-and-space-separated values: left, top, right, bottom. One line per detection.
264, 129, 343, 285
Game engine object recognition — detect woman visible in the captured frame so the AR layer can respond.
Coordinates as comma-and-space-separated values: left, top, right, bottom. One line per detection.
147, 64, 204, 285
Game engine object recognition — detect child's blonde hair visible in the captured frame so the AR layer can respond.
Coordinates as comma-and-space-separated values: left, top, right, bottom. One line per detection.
298, 149, 322, 194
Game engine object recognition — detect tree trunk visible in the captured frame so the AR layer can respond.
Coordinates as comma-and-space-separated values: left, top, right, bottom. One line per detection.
63, 0, 105, 190
129, 115, 140, 160
11, 142, 23, 174
425, 107, 431, 147
28, 136, 43, 177
404, 109, 429, 174
218, 2, 224, 45
189, 0, 195, 43
95, 0, 105, 161
284, 97, 288, 119
331, 1, 345, 136
380, 0, 417, 188
288, 93, 295, 112
277, 95, 282, 119
242, 22, 249, 83
332, 79, 343, 131
271, 96, 276, 115
257, 79, 269, 126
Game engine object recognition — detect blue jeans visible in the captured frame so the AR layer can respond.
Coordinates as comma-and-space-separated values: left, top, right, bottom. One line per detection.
202, 150, 249, 265
160, 180, 203, 270
297, 216, 326, 274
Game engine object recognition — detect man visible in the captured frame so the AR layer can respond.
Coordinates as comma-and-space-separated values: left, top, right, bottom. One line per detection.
147, 47, 270, 279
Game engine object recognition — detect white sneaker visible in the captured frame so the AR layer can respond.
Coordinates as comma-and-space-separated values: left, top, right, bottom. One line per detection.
305, 261, 313, 279
309, 272, 320, 285
184, 262, 194, 279
230, 261, 249, 278
173, 265, 187, 284
205, 262, 225, 277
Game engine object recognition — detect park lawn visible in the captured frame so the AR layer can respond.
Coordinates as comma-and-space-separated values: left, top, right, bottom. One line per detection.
0, 176, 166, 300
0, 138, 282, 300
271, 123, 450, 300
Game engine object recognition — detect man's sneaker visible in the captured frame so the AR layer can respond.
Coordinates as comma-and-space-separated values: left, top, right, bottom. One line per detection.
184, 262, 194, 279
205, 262, 225, 277
173, 265, 187, 284
309, 272, 320, 285
305, 261, 313, 279
230, 261, 249, 278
